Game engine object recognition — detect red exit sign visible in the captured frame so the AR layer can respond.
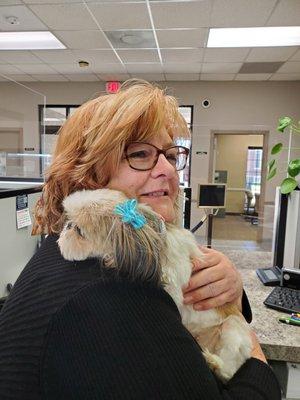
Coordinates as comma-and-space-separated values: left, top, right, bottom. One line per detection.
106, 81, 121, 94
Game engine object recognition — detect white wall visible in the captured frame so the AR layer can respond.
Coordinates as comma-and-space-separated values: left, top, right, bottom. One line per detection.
1, 80, 300, 238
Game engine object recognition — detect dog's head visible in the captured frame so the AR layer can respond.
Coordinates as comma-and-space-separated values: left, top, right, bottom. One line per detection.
58, 188, 166, 285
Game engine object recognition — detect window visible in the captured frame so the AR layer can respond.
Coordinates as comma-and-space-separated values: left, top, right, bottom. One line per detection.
245, 146, 263, 194
178, 106, 193, 187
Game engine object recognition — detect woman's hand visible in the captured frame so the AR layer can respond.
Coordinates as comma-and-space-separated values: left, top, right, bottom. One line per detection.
250, 330, 267, 363
182, 247, 243, 311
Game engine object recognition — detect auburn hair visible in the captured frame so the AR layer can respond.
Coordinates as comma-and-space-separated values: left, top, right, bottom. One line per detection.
32, 79, 190, 235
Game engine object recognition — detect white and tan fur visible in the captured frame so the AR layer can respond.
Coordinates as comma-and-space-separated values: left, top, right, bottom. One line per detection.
58, 188, 252, 381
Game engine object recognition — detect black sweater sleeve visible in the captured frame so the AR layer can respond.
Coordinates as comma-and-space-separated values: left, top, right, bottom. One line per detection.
41, 280, 281, 400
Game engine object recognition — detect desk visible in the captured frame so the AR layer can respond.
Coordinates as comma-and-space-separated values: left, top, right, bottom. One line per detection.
223, 249, 299, 362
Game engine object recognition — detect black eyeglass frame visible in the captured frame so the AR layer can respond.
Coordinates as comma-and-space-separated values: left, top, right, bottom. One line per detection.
124, 142, 190, 172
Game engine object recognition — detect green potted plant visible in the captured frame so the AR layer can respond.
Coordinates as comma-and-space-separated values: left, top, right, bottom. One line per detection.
267, 116, 300, 194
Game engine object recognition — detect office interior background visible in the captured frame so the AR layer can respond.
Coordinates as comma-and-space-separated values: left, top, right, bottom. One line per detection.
1, 1, 300, 398
1, 0, 300, 253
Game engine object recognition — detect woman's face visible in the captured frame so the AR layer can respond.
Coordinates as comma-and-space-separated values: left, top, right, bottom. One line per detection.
107, 128, 179, 223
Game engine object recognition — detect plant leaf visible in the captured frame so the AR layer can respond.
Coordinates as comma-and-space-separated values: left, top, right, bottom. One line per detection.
267, 167, 277, 181
288, 159, 300, 177
268, 159, 275, 172
277, 116, 292, 132
271, 143, 283, 155
280, 177, 298, 194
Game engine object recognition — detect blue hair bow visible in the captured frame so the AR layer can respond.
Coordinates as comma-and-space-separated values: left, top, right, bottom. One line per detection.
114, 199, 146, 229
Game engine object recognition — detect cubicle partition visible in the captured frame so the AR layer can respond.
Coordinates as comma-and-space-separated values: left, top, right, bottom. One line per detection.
0, 181, 42, 298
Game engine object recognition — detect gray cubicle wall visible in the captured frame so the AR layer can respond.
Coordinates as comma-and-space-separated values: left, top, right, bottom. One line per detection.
0, 187, 41, 297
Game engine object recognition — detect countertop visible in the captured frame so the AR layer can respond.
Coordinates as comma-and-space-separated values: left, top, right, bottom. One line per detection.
223, 250, 300, 363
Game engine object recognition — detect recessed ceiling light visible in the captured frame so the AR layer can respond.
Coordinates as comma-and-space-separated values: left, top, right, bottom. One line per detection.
0, 31, 65, 50
207, 26, 300, 47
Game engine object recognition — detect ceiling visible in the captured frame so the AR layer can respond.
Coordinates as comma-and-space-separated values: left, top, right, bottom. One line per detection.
0, 0, 300, 83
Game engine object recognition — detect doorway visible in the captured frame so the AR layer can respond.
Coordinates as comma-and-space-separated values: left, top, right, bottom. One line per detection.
209, 131, 269, 249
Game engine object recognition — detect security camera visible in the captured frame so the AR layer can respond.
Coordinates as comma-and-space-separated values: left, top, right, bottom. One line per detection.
202, 99, 210, 108
78, 60, 89, 68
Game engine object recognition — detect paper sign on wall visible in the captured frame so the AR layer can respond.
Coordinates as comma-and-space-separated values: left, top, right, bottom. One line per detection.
16, 194, 32, 230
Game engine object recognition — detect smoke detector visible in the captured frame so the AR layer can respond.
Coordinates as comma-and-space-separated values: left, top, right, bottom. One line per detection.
78, 60, 89, 68
5, 16, 20, 25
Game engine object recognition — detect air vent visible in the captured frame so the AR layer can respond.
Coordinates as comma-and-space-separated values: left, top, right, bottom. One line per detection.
239, 62, 284, 74
105, 30, 156, 49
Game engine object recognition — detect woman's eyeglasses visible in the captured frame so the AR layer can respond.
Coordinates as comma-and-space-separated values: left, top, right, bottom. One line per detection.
125, 142, 189, 171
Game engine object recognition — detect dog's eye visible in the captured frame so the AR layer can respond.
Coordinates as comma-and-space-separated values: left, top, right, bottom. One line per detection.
66, 222, 73, 230
75, 225, 85, 238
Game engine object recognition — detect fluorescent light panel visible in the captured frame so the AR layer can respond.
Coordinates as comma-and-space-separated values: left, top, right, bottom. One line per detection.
0, 32, 65, 50
207, 26, 300, 47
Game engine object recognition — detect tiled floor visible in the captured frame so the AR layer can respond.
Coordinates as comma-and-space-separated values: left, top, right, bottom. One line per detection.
195, 214, 272, 252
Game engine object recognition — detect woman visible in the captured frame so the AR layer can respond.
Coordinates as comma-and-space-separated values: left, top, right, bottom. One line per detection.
0, 80, 281, 399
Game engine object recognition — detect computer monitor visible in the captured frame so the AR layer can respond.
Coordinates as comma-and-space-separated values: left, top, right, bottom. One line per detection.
197, 184, 226, 208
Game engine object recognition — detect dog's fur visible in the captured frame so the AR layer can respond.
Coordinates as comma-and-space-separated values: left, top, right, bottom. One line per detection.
58, 188, 252, 381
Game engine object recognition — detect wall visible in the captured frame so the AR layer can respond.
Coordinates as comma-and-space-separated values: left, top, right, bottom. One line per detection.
215, 134, 264, 213
1, 80, 300, 239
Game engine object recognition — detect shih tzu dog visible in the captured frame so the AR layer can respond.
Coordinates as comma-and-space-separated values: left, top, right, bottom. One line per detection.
58, 188, 252, 381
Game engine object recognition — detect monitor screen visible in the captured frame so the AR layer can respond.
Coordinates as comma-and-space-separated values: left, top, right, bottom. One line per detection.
197, 184, 226, 208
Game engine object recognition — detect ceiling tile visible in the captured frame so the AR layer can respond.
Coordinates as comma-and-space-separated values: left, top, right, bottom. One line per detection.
246, 47, 299, 62
48, 63, 94, 74
32, 50, 77, 64
125, 63, 163, 73
165, 73, 199, 81
270, 73, 300, 80
202, 63, 242, 73
97, 73, 131, 81
0, 65, 24, 74
88, 3, 151, 30
204, 48, 250, 63
131, 73, 165, 81
3, 74, 36, 81
266, 0, 300, 26
163, 63, 201, 73
211, 0, 277, 27
54, 30, 111, 50
289, 49, 300, 61
0, 51, 44, 64
161, 49, 204, 63
63, 74, 100, 81
72, 49, 120, 64
92, 63, 126, 74
276, 62, 300, 73
151, 2, 212, 29
117, 50, 159, 63
0, 5, 48, 31
156, 29, 207, 48
23, 0, 80, 3
31, 74, 69, 81
105, 30, 156, 49
14, 64, 58, 74
200, 73, 235, 80
28, 3, 98, 30
0, 0, 22, 4
235, 73, 272, 80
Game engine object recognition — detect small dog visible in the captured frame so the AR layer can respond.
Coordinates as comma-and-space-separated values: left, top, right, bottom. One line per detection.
58, 188, 252, 381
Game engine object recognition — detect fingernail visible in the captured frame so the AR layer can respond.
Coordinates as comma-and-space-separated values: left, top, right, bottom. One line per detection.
183, 296, 193, 304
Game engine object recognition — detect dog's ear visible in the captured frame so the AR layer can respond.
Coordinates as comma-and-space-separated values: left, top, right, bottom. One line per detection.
58, 221, 95, 261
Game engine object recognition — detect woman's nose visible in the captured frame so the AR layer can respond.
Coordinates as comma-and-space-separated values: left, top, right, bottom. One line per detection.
151, 154, 177, 178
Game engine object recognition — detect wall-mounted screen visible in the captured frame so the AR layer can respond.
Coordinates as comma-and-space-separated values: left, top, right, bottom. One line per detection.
197, 184, 226, 208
